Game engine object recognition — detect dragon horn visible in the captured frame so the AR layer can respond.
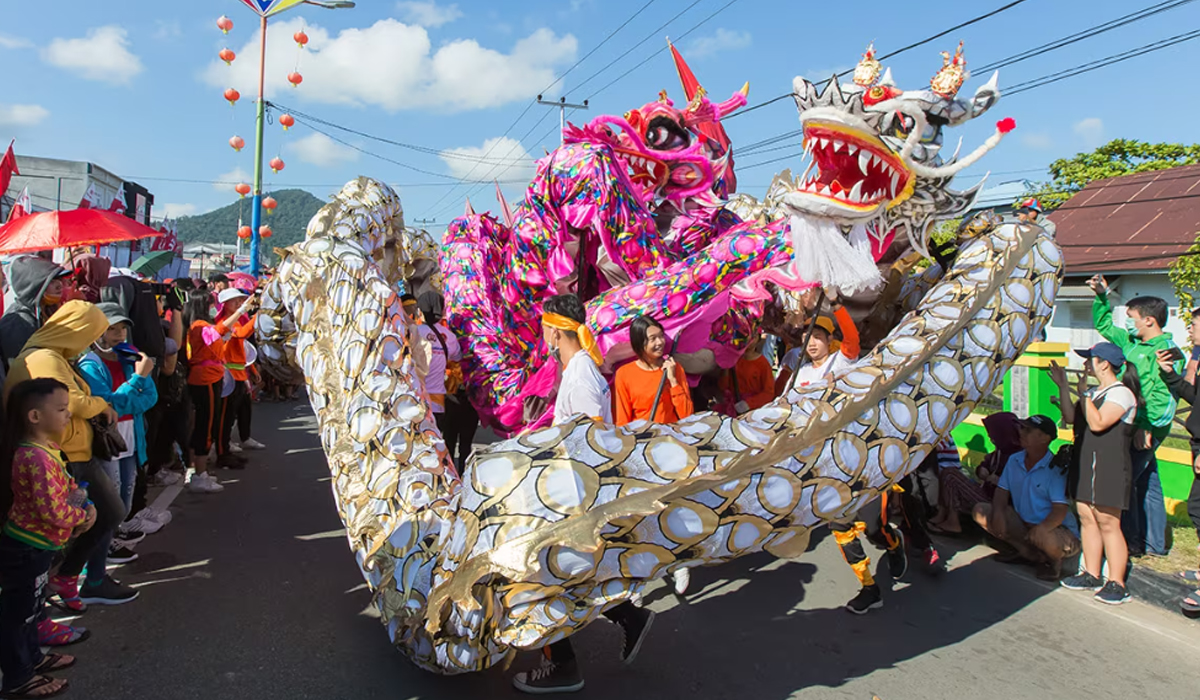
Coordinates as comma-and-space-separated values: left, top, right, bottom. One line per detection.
464, 198, 475, 217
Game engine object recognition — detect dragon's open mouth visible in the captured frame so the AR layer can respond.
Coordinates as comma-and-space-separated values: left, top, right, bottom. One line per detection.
616, 148, 668, 191
795, 122, 912, 213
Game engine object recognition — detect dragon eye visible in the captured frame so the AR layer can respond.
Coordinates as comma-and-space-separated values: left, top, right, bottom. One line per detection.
645, 117, 689, 151
890, 113, 916, 138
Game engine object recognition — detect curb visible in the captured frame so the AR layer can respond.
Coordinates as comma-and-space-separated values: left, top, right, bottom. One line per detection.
1129, 564, 1193, 614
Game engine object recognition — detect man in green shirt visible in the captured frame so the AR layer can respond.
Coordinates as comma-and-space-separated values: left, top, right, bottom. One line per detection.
1089, 275, 1179, 556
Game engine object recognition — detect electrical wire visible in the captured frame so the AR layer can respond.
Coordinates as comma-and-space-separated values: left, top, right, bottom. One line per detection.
1003, 29, 1200, 95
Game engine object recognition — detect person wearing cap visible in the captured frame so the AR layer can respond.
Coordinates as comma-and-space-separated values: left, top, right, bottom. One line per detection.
777, 294, 860, 391
511, 293, 655, 695
1050, 343, 1140, 605
215, 287, 264, 463
1013, 197, 1056, 236
77, 303, 158, 602
718, 330, 775, 414
972, 414, 1081, 580
1087, 275, 1179, 557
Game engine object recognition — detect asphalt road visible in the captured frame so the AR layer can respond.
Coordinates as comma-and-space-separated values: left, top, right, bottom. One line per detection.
56, 400, 1200, 700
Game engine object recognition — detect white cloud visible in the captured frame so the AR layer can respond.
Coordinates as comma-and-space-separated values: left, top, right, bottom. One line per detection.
687, 29, 751, 59
289, 132, 360, 167
396, 1, 462, 27
215, 167, 251, 193
0, 33, 32, 50
0, 104, 50, 127
439, 136, 535, 182
160, 203, 198, 218
1020, 132, 1054, 150
1073, 117, 1104, 146
202, 18, 576, 113
42, 26, 144, 85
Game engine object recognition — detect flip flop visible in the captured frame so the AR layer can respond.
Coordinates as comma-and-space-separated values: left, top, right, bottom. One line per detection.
34, 655, 75, 673
1182, 589, 1200, 614
927, 522, 967, 537
0, 675, 69, 699
1177, 570, 1200, 583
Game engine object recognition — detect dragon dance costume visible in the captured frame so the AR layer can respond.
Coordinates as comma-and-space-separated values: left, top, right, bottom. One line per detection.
255, 39, 1060, 674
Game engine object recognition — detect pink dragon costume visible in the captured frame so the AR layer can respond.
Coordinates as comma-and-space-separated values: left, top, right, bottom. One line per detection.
444, 47, 814, 435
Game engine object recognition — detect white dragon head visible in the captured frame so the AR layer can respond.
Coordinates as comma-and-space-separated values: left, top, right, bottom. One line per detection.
781, 42, 1014, 290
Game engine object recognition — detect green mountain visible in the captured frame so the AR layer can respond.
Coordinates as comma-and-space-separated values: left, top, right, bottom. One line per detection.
176, 189, 326, 248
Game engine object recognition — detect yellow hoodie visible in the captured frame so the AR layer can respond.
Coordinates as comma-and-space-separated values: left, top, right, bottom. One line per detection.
4, 300, 111, 463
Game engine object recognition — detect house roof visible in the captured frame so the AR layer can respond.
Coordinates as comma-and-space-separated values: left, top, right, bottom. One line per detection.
1050, 164, 1200, 274
968, 179, 1035, 210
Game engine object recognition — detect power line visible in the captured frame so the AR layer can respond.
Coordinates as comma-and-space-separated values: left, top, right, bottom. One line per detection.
541, 0, 662, 96
1004, 29, 1200, 95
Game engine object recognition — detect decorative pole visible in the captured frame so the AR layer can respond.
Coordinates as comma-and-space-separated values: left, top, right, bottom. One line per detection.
250, 14, 268, 276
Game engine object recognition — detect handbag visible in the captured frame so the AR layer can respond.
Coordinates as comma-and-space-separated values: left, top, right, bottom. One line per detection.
89, 416, 128, 462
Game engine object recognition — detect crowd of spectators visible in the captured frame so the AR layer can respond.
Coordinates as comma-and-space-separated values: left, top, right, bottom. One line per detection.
0, 257, 288, 698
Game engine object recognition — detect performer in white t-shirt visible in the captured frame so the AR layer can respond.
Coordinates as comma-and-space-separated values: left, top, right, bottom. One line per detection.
777, 298, 861, 391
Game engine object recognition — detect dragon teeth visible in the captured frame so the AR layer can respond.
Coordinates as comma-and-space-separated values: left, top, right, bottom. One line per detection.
832, 140, 843, 154
858, 151, 871, 176
818, 137, 829, 150
890, 172, 900, 195
848, 181, 864, 203
846, 144, 858, 156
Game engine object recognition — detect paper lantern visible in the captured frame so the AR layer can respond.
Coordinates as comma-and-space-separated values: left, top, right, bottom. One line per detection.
217, 16, 233, 34
279, 114, 295, 131
262, 196, 278, 214
235, 183, 251, 198
269, 157, 285, 173
219, 48, 236, 65
287, 72, 303, 87
294, 30, 309, 48
237, 225, 252, 239
260, 225, 273, 238
229, 135, 245, 152
224, 88, 241, 105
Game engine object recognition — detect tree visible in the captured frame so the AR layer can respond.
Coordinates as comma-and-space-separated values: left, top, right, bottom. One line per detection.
1023, 139, 1200, 210
1169, 238, 1200, 324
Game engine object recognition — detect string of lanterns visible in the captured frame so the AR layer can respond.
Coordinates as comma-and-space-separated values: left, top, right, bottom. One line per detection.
216, 13, 307, 244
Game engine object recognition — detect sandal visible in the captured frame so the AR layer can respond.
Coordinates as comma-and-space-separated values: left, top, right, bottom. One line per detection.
36, 618, 90, 647
0, 675, 69, 699
1183, 589, 1200, 613
1177, 570, 1200, 583
34, 655, 75, 673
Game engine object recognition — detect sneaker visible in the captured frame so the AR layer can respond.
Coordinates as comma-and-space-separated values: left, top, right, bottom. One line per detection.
512, 659, 584, 694
845, 585, 883, 615
886, 529, 908, 580
924, 546, 945, 576
229, 442, 244, 453
113, 530, 146, 547
616, 607, 656, 665
241, 438, 266, 450
189, 472, 225, 493
216, 454, 247, 470
672, 568, 691, 595
119, 510, 163, 536
1061, 572, 1105, 591
146, 507, 173, 526
48, 574, 87, 613
1094, 580, 1132, 605
107, 543, 139, 565
152, 470, 183, 486
79, 575, 139, 605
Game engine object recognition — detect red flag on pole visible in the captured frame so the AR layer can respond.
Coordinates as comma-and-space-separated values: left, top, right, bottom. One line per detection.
6, 187, 31, 222
0, 140, 19, 198
109, 183, 127, 215
78, 183, 100, 210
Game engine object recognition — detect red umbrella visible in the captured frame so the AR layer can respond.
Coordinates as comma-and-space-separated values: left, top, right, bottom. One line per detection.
0, 209, 163, 255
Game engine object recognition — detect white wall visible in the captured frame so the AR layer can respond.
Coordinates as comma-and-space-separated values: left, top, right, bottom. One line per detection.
1046, 272, 1188, 370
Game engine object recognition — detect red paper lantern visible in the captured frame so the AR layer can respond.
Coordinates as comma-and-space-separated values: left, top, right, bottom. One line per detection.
237, 225, 252, 239
287, 72, 303, 87
219, 48, 236, 65
235, 183, 251, 198
279, 114, 295, 131
294, 30, 309, 48
260, 225, 273, 238
269, 157, 285, 173
229, 135, 245, 152
262, 196, 278, 213
217, 16, 234, 34
224, 88, 241, 105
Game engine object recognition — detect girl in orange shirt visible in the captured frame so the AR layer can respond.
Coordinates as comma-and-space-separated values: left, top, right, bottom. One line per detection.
719, 332, 775, 414
614, 316, 694, 425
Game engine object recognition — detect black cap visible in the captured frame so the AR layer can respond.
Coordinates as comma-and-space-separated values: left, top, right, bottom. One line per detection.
1018, 414, 1057, 439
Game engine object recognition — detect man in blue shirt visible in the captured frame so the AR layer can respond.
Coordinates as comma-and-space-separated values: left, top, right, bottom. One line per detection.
972, 415, 1081, 580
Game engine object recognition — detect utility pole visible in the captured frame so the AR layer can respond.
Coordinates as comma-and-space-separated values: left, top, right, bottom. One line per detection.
410, 217, 438, 229
536, 95, 589, 146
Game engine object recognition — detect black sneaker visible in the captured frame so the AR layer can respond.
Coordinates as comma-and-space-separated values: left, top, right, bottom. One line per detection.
845, 585, 883, 615
1094, 580, 1131, 605
79, 575, 139, 605
107, 544, 139, 565
113, 530, 146, 547
616, 607, 655, 665
1061, 572, 1104, 591
512, 659, 585, 694
886, 529, 908, 580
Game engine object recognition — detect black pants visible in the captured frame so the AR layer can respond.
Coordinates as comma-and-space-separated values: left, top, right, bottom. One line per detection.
188, 381, 224, 456
221, 380, 249, 451
59, 459, 125, 578
1189, 457, 1200, 538
0, 535, 52, 692
546, 602, 644, 664
439, 395, 479, 469
149, 394, 191, 469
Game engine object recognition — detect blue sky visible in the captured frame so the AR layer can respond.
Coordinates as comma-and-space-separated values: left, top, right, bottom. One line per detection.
3, 0, 1198, 227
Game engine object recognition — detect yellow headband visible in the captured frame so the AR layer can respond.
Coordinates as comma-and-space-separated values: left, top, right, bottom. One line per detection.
542, 313, 603, 367
402, 299, 418, 308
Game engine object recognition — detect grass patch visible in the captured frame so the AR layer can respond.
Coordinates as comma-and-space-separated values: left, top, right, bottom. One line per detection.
1132, 524, 1199, 576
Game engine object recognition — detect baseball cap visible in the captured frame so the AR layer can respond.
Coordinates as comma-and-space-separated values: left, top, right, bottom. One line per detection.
1018, 414, 1057, 439
217, 287, 248, 305
1075, 341, 1125, 369
1016, 197, 1043, 213
813, 316, 836, 335
95, 301, 132, 328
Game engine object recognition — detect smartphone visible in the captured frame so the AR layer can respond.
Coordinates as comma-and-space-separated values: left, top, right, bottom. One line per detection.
1161, 347, 1187, 363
